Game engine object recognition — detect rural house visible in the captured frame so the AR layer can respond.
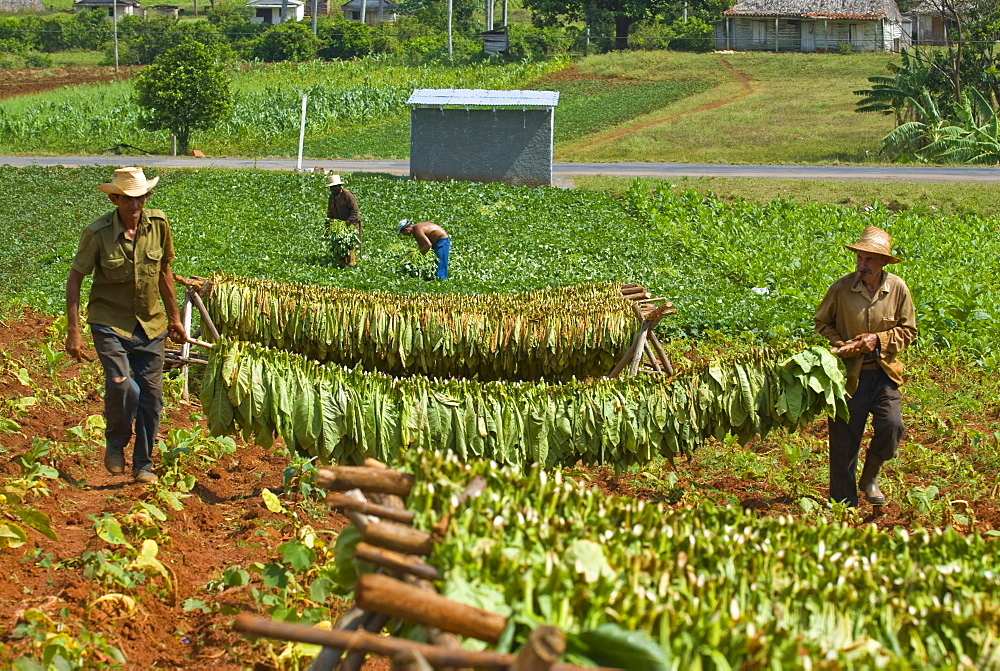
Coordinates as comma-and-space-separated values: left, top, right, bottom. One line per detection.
716, 0, 907, 52
903, 0, 960, 46
340, 0, 399, 25
246, 0, 305, 24
73, 0, 144, 19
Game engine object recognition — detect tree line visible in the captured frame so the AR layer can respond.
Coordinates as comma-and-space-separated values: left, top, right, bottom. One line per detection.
0, 0, 731, 67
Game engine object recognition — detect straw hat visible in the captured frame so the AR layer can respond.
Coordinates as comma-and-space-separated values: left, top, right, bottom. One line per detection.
326, 174, 345, 187
397, 219, 411, 233
96, 167, 159, 197
844, 226, 901, 264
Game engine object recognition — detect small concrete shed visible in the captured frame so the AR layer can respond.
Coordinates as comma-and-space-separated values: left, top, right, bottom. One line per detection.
407, 89, 560, 188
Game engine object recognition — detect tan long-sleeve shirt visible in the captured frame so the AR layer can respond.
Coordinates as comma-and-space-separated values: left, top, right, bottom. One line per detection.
814, 270, 917, 394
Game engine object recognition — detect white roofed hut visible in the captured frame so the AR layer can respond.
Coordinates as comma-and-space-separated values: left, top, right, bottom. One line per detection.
716, 0, 907, 52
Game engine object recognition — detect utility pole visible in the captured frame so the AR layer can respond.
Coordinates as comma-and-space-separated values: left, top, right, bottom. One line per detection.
112, 0, 119, 75
447, 0, 453, 60
312, 0, 318, 34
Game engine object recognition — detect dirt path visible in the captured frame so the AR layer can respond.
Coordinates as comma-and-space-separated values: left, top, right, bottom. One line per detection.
0, 67, 138, 100
560, 56, 754, 154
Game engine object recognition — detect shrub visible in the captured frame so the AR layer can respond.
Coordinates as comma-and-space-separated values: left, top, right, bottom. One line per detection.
504, 24, 571, 61
837, 41, 854, 55
630, 19, 674, 51
24, 51, 53, 68
316, 15, 373, 60
668, 17, 713, 52
251, 21, 320, 62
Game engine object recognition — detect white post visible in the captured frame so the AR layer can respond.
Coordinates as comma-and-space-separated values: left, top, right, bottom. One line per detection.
312, 0, 318, 33
360, 0, 367, 24
297, 94, 308, 172
112, 0, 119, 75
501, 0, 507, 26
485, 0, 492, 31
180, 293, 193, 401
447, 0, 453, 60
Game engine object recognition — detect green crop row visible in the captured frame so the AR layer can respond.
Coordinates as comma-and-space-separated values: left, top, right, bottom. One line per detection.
400, 449, 1000, 669
0, 58, 560, 156
206, 274, 635, 381
200, 339, 846, 469
2, 166, 996, 365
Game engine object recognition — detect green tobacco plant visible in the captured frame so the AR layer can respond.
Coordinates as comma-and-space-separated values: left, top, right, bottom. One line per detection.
0, 438, 59, 549
398, 450, 1000, 669
202, 338, 847, 470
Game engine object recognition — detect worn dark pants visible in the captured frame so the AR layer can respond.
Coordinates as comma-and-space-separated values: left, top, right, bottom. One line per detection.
828, 368, 903, 507
91, 324, 166, 474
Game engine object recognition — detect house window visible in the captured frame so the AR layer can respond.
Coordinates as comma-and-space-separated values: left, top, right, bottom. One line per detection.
351, 10, 359, 19
849, 23, 864, 47
751, 20, 766, 44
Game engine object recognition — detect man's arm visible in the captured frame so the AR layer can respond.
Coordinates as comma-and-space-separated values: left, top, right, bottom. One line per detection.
814, 284, 845, 345
875, 286, 918, 355
344, 190, 361, 229
413, 227, 432, 254
65, 269, 87, 360
159, 262, 187, 344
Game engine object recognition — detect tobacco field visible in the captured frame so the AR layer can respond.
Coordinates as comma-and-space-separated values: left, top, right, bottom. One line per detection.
1, 164, 1000, 669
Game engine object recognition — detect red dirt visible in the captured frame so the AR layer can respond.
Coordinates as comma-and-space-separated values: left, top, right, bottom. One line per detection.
0, 67, 139, 100
2, 309, 996, 666
0, 310, 389, 669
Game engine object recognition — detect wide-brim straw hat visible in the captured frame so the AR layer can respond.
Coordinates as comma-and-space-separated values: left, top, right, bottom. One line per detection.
96, 167, 159, 197
326, 174, 345, 187
844, 225, 901, 264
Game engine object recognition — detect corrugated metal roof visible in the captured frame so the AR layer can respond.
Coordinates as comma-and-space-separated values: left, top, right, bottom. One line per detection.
407, 89, 560, 108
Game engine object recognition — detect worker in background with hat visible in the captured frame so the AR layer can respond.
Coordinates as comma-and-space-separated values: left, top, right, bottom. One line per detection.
326, 174, 362, 266
814, 225, 917, 507
398, 219, 450, 280
65, 167, 186, 485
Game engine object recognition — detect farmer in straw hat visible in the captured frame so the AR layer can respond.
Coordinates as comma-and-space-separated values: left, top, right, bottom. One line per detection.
325, 174, 362, 266
815, 225, 917, 507
65, 167, 186, 484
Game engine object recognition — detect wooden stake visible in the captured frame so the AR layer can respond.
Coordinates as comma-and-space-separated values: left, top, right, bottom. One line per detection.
512, 626, 565, 671
325, 493, 415, 525
355, 573, 507, 643
317, 466, 414, 497
354, 542, 440, 581
234, 615, 618, 671
361, 521, 434, 556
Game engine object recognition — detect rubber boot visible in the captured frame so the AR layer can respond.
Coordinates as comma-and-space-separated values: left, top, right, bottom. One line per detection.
859, 455, 886, 505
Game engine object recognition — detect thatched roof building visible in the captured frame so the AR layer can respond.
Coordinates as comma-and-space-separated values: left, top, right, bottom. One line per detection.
717, 0, 906, 52
724, 0, 902, 20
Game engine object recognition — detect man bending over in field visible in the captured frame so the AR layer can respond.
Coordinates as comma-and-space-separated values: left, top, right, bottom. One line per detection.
814, 226, 917, 507
398, 219, 450, 280
65, 167, 187, 484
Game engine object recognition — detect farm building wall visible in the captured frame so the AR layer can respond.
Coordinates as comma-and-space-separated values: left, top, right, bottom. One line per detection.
409, 108, 553, 188
716, 17, 896, 51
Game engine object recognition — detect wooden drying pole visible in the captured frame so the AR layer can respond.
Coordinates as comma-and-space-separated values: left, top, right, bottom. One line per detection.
609, 283, 676, 378
167, 274, 220, 401
235, 461, 613, 671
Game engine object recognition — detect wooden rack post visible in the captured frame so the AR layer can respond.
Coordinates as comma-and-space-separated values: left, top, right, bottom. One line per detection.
165, 275, 222, 399
234, 462, 618, 671
609, 284, 676, 378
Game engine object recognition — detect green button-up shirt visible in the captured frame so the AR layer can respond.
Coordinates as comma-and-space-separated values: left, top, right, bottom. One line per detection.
71, 208, 175, 339
814, 270, 917, 395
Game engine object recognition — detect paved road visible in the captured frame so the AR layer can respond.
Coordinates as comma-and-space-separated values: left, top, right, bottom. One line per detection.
3, 155, 1000, 183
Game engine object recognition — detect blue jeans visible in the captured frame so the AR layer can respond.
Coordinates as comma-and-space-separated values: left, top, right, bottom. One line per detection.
91, 324, 166, 474
432, 238, 450, 280
828, 369, 903, 507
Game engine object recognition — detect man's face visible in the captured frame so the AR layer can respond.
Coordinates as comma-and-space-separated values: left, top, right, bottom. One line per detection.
330, 185, 342, 195
855, 252, 888, 279
109, 192, 150, 222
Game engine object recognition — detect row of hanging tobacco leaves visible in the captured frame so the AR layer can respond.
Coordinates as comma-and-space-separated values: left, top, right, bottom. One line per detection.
389, 449, 1000, 670
200, 338, 847, 470
204, 274, 636, 381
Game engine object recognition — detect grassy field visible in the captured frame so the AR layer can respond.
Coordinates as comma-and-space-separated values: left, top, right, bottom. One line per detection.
0, 50, 905, 164
553, 50, 897, 164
